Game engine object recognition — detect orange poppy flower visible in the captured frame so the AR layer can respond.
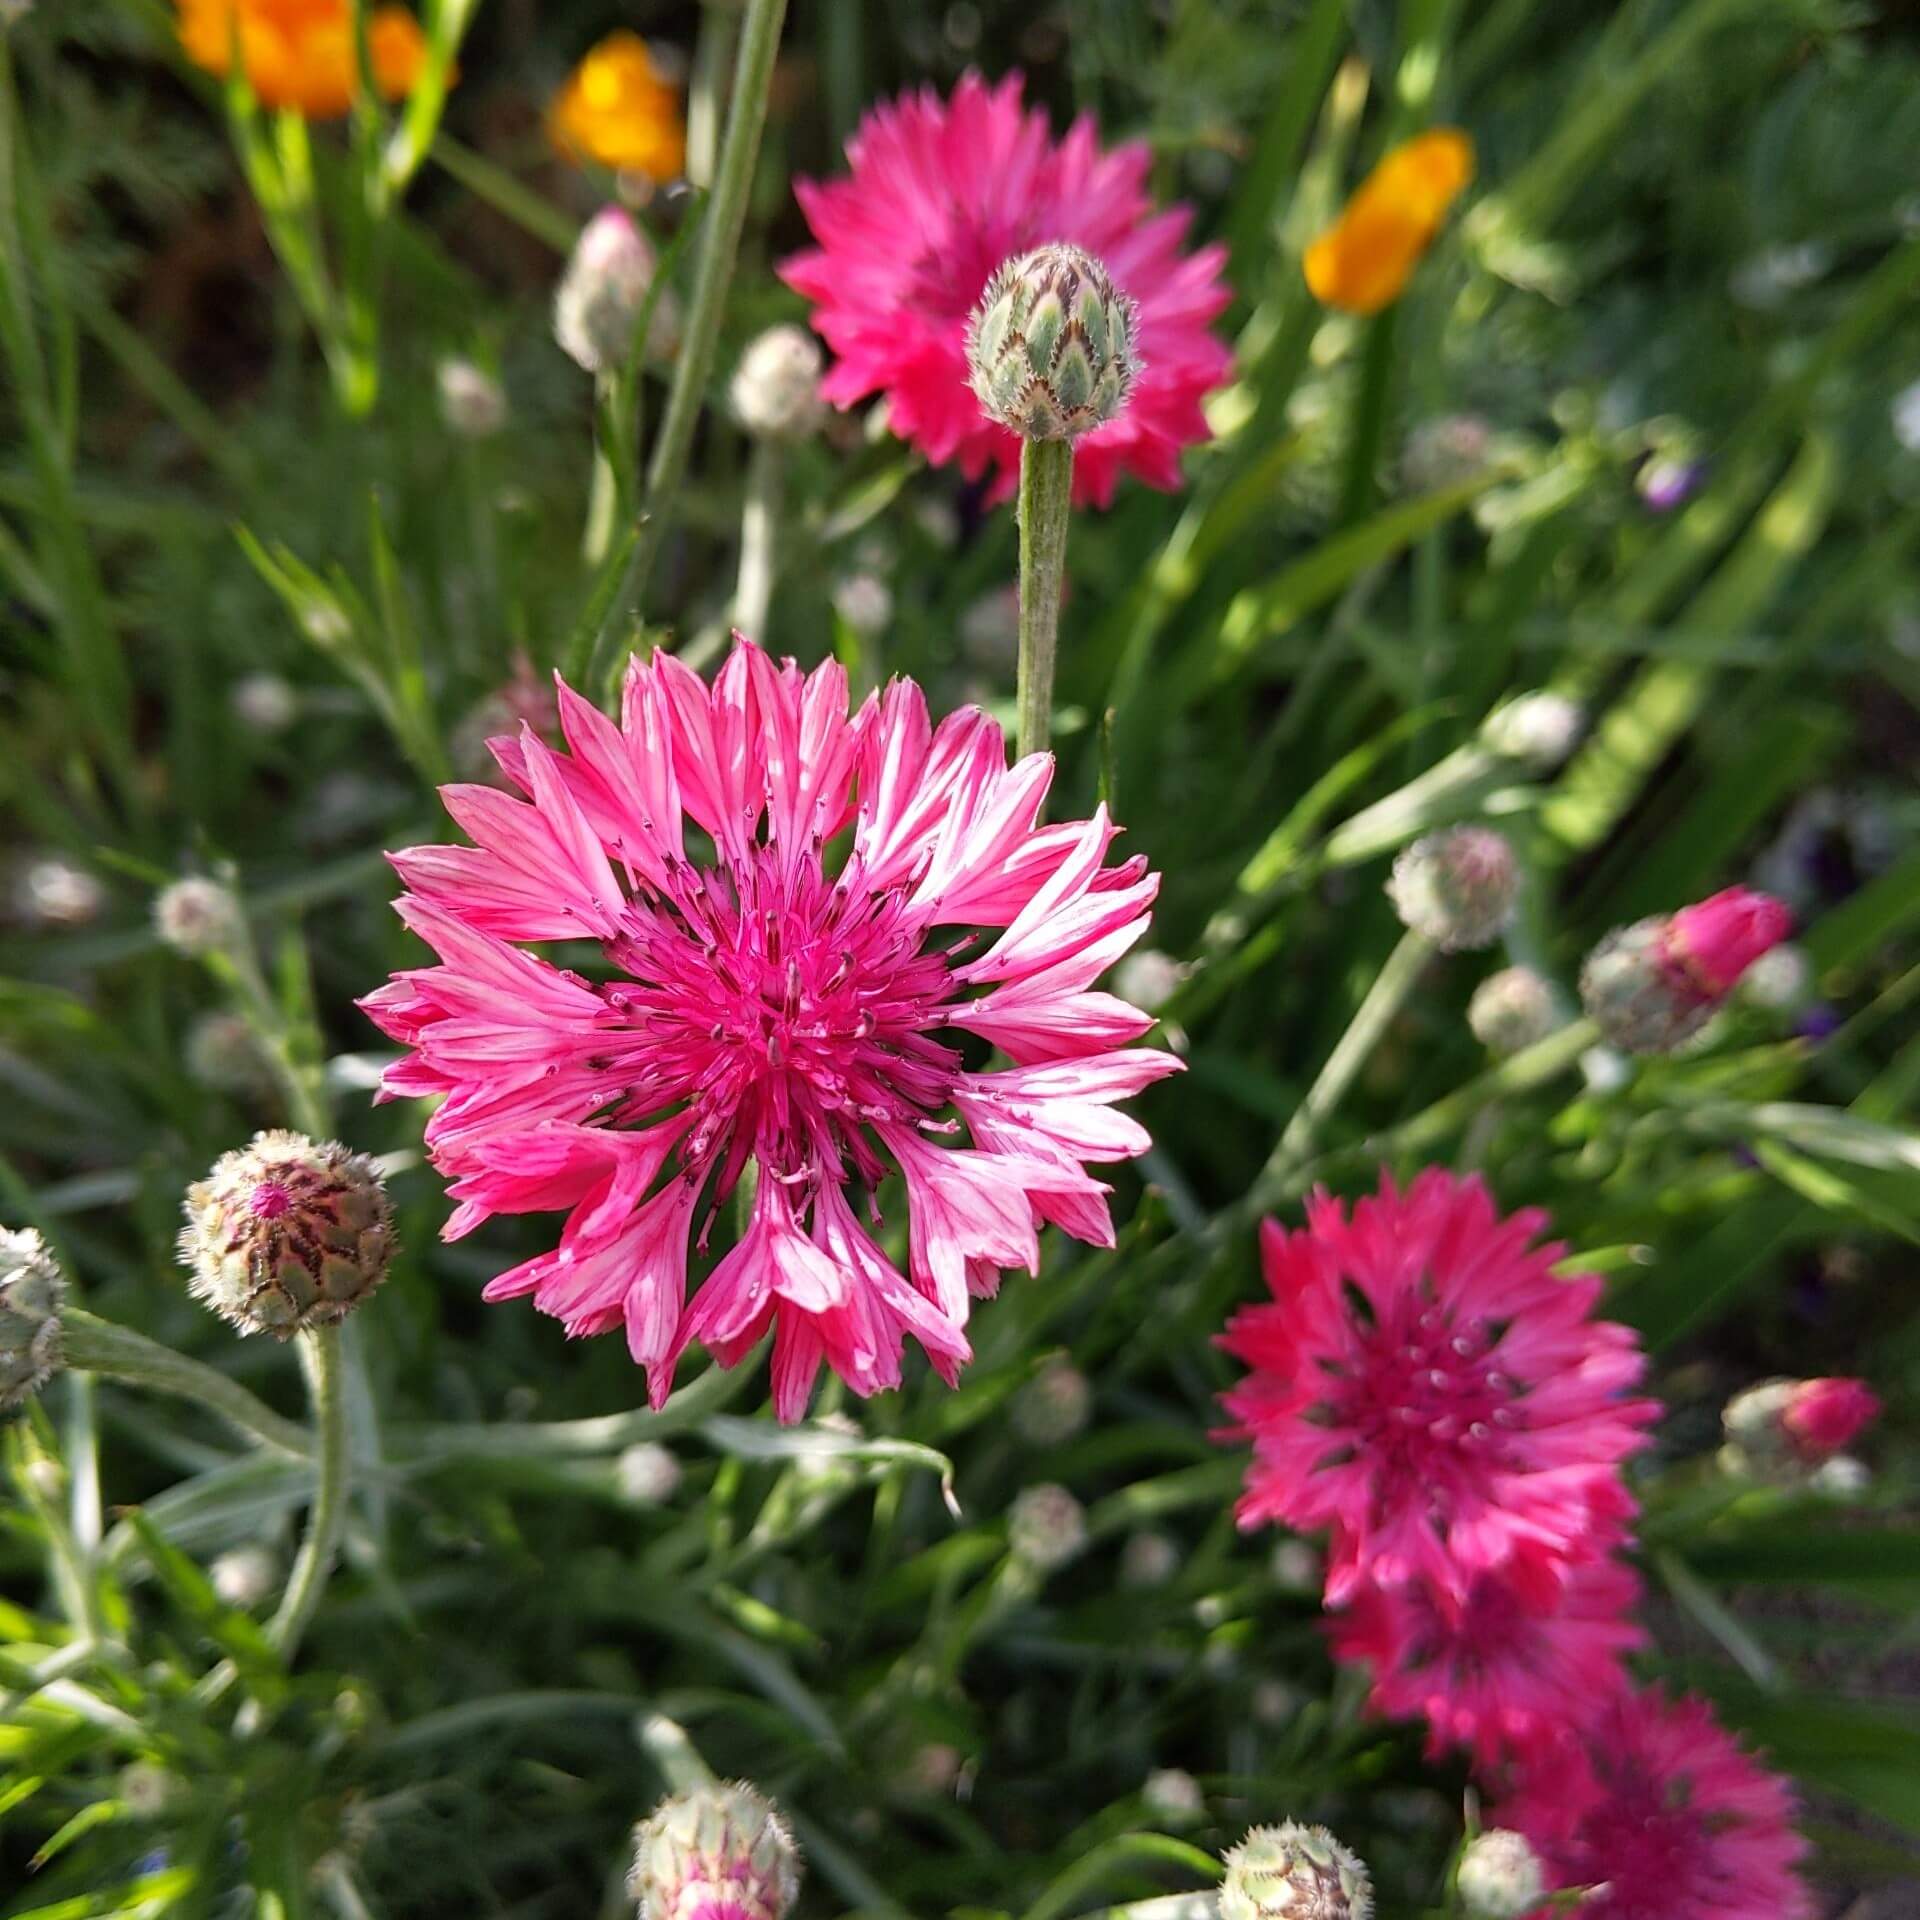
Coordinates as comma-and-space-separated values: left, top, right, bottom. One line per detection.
1304, 129, 1476, 315
178, 0, 430, 119
551, 31, 687, 181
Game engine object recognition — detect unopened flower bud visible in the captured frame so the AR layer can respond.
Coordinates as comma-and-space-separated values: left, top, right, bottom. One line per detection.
232, 672, 298, 736
185, 1011, 273, 1096
1219, 1822, 1373, 1920
13, 856, 105, 929
1121, 1529, 1180, 1589
1144, 1768, 1205, 1825
967, 243, 1138, 441
1012, 1357, 1091, 1447
1114, 949, 1188, 1015
178, 1131, 393, 1339
731, 325, 825, 441
438, 357, 508, 438
618, 1440, 683, 1505
1008, 1481, 1086, 1572
1812, 1452, 1870, 1500
1468, 966, 1560, 1056
1482, 692, 1582, 769
1, 1227, 66, 1412
1581, 887, 1791, 1054
556, 207, 679, 374
154, 877, 245, 957
211, 1542, 281, 1610
1637, 454, 1704, 512
1721, 1375, 1879, 1484
832, 572, 892, 639
629, 1782, 801, 1920
1456, 1830, 1546, 1919
1386, 826, 1518, 951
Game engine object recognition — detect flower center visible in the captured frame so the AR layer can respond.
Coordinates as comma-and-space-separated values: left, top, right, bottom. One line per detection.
907, 215, 1041, 322
1319, 1292, 1522, 1499
600, 846, 962, 1196
1574, 1788, 1708, 1920
250, 1180, 293, 1219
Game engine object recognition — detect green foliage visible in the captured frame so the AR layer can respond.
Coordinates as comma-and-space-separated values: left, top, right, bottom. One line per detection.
2, 1, 1918, 1916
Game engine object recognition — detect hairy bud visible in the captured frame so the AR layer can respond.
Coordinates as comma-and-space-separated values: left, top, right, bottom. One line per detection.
556, 207, 680, 374
1, 1227, 65, 1412
1467, 966, 1560, 1057
1455, 1831, 1546, 1919
1386, 826, 1518, 952
438, 357, 508, 438
155, 877, 245, 958
178, 1131, 393, 1338
1008, 1482, 1087, 1572
731, 325, 825, 440
966, 243, 1138, 441
1219, 1822, 1373, 1920
629, 1782, 801, 1920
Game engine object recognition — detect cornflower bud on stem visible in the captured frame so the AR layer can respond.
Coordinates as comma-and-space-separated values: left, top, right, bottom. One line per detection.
1017, 436, 1073, 763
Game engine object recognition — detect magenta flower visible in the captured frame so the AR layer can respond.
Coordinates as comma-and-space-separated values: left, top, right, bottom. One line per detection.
1218, 1170, 1659, 1606
1496, 1686, 1812, 1920
1664, 885, 1793, 997
1781, 1375, 1880, 1458
361, 639, 1175, 1420
1328, 1549, 1644, 1767
781, 72, 1231, 509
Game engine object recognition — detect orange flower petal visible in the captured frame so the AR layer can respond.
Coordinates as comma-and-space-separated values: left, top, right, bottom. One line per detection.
1304, 126, 1476, 314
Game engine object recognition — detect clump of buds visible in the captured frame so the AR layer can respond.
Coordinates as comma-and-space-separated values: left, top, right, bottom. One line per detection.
1455, 1830, 1546, 1919
178, 1131, 393, 1339
154, 876, 245, 958
967, 243, 1138, 441
1581, 886, 1791, 1053
556, 207, 680, 374
629, 1782, 801, 1920
730, 324, 825, 441
1721, 1375, 1880, 1484
1386, 826, 1518, 952
1, 1227, 66, 1412
1008, 1482, 1087, 1572
1219, 1822, 1374, 1920
1468, 966, 1560, 1057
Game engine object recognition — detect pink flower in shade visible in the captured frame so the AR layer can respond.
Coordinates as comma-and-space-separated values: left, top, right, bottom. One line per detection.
1328, 1549, 1645, 1767
1662, 886, 1792, 998
781, 72, 1232, 508
1495, 1686, 1812, 1920
1217, 1169, 1659, 1607
360, 638, 1176, 1421
1782, 1376, 1880, 1458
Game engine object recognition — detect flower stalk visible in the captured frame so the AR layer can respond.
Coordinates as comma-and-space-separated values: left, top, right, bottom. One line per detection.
269, 1323, 349, 1657
584, 0, 790, 698
1016, 436, 1074, 762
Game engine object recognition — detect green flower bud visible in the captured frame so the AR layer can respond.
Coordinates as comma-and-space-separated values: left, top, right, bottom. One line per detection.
966, 243, 1139, 441
1, 1227, 66, 1412
1219, 1823, 1373, 1920
178, 1131, 393, 1339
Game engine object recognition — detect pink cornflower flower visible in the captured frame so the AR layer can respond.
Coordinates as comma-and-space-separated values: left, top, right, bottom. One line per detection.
1495, 1686, 1812, 1920
781, 72, 1231, 509
1781, 1375, 1880, 1458
1663, 886, 1793, 998
1328, 1549, 1644, 1767
361, 638, 1175, 1420
1218, 1169, 1658, 1606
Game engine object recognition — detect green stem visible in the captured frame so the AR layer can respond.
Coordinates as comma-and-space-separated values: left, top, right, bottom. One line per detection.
1266, 927, 1432, 1180
582, 0, 789, 698
1015, 436, 1075, 763
429, 135, 577, 254
269, 1324, 349, 1659
1337, 304, 1397, 528
60, 1309, 312, 1457
733, 438, 783, 642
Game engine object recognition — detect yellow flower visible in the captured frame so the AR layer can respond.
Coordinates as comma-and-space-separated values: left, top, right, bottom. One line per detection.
551, 32, 687, 181
177, 0, 431, 119
1303, 129, 1475, 315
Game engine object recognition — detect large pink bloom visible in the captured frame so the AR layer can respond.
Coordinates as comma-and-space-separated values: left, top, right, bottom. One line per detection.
1495, 1686, 1812, 1920
1328, 1549, 1644, 1766
781, 71, 1232, 508
1218, 1170, 1659, 1605
361, 639, 1175, 1420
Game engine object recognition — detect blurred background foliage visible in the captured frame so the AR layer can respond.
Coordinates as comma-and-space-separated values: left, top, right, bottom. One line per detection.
2, 0, 1919, 1915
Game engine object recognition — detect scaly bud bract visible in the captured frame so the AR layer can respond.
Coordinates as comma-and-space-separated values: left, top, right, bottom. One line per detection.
1386, 826, 1518, 952
629, 1782, 801, 1920
1219, 1822, 1374, 1920
1, 1227, 65, 1412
